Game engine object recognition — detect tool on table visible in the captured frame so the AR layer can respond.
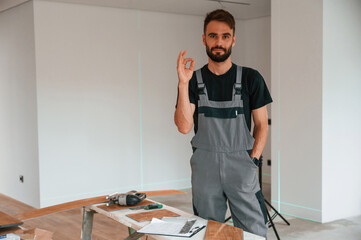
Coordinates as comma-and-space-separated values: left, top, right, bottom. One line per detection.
129, 203, 163, 210
145, 203, 163, 210
105, 190, 146, 206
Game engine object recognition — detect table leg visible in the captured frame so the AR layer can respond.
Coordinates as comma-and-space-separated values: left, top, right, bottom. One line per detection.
81, 207, 95, 240
128, 227, 136, 235
127, 227, 141, 240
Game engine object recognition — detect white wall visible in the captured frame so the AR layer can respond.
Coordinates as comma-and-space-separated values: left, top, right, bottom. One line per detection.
242, 17, 271, 83
0, 1, 40, 208
231, 20, 245, 65
139, 10, 207, 190
34, 0, 142, 207
271, 0, 323, 222
322, 0, 361, 222
241, 17, 272, 182
272, 0, 361, 223
33, 0, 210, 207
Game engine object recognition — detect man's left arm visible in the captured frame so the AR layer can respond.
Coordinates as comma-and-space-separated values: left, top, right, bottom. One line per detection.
250, 106, 268, 160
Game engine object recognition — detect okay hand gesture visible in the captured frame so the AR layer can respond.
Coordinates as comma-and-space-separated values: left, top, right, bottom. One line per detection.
177, 50, 195, 85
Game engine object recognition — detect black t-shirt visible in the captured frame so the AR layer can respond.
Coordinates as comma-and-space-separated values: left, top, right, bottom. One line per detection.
185, 63, 273, 133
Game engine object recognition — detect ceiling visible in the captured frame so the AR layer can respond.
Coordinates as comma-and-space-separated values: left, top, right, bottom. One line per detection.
0, 0, 270, 20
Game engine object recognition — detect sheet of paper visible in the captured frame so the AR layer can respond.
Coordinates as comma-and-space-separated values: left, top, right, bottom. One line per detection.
138, 218, 183, 234
137, 218, 206, 237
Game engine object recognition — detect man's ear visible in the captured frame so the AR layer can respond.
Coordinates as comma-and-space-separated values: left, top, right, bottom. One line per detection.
232, 34, 236, 47
202, 34, 206, 46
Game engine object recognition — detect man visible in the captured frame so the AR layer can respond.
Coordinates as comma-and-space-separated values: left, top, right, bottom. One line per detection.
174, 9, 272, 238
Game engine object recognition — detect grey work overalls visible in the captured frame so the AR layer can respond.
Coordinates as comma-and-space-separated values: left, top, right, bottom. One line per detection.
190, 66, 268, 238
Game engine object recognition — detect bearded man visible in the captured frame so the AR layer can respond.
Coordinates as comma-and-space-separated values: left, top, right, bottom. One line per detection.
174, 9, 272, 238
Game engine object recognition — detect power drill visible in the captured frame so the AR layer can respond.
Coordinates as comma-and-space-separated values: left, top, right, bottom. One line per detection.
105, 190, 146, 206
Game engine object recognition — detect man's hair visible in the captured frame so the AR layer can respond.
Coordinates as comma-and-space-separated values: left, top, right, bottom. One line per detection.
204, 9, 235, 35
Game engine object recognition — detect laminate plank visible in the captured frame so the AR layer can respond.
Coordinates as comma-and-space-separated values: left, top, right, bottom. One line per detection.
126, 209, 180, 222
145, 190, 185, 197
204, 220, 243, 240
15, 196, 106, 220
0, 211, 23, 228
0, 194, 35, 216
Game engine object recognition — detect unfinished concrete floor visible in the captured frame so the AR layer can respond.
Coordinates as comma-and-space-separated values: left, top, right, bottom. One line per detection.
150, 184, 361, 240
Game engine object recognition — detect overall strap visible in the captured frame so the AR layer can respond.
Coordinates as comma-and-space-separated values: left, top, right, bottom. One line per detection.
233, 66, 243, 101
196, 69, 208, 101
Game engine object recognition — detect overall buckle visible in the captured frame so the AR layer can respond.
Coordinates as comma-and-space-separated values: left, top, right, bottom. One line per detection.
198, 83, 205, 95
234, 83, 242, 95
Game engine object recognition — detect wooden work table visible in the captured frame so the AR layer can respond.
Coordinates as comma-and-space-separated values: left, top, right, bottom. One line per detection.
81, 199, 266, 240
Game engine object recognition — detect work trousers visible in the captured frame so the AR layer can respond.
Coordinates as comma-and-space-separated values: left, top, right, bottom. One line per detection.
191, 149, 268, 238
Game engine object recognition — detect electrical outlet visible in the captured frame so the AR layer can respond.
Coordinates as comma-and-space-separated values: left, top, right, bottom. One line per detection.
19, 175, 24, 183
267, 160, 271, 166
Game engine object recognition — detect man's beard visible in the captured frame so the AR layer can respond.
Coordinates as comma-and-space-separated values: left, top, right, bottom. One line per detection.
206, 43, 232, 63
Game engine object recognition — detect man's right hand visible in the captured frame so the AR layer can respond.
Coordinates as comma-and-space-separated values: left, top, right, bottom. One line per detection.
177, 50, 195, 85
175, 50, 196, 134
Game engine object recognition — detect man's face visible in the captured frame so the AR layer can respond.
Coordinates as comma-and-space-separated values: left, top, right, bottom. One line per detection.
203, 20, 235, 63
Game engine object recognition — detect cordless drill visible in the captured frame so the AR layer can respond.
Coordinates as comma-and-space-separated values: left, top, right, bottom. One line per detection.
105, 190, 146, 206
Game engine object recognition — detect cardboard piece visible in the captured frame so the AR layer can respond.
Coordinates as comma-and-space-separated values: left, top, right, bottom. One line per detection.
14, 228, 53, 240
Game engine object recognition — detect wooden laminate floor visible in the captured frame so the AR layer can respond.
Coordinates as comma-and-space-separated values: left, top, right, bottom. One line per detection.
0, 186, 270, 239
0, 193, 136, 239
